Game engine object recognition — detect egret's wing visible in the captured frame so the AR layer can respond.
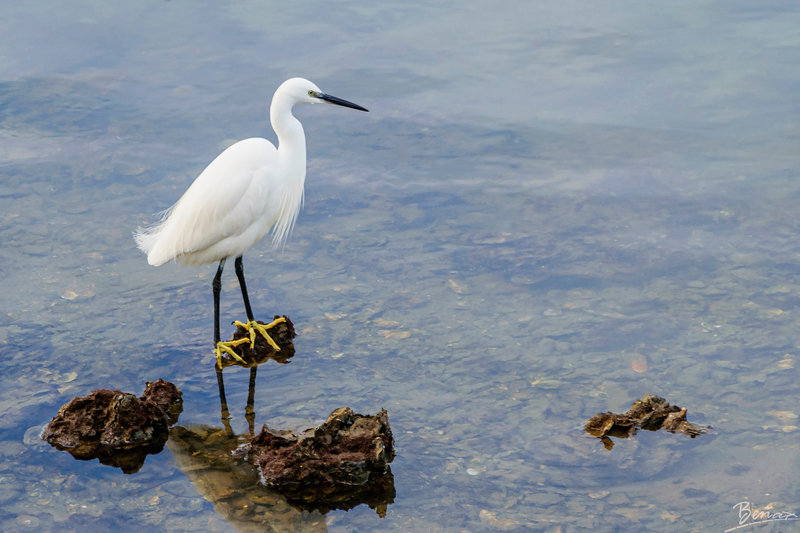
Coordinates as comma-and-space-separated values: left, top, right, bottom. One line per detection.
136, 138, 277, 265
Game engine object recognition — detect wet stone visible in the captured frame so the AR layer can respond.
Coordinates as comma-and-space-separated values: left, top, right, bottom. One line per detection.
235, 406, 395, 515
42, 379, 182, 473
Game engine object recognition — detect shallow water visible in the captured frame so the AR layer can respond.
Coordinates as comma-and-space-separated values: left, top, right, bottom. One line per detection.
2, 1, 799, 531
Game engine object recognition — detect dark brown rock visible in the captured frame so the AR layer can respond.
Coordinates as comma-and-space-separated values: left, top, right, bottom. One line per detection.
234, 407, 395, 515
42, 380, 183, 473
141, 378, 183, 424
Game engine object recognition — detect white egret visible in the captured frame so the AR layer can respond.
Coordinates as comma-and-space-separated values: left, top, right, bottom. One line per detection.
135, 77, 368, 367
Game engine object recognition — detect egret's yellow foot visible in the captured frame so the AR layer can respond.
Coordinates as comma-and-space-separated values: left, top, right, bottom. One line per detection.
233, 317, 286, 351
215, 338, 249, 367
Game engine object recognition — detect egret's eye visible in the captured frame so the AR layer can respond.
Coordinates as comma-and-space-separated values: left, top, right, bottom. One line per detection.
308, 90, 315, 97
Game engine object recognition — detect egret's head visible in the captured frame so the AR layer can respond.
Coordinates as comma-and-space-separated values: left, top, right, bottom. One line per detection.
278, 77, 368, 112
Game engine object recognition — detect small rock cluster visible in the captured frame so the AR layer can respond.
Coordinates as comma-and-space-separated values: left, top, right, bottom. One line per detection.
585, 393, 710, 450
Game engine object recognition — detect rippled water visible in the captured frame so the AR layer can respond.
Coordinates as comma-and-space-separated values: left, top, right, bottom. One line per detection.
2, 1, 799, 531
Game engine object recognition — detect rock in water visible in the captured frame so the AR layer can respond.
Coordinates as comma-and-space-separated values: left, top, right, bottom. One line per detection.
585, 393, 710, 450
237, 407, 394, 487
42, 379, 182, 473
232, 407, 395, 514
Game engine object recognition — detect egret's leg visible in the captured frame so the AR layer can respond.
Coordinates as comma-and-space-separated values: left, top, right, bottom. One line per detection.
212, 259, 233, 434
212, 258, 247, 366
235, 256, 255, 322
213, 258, 225, 346
233, 255, 284, 351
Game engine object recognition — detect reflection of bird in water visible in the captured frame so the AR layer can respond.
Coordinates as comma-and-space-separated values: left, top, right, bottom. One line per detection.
167, 362, 325, 532
168, 425, 328, 533
135, 77, 368, 367
169, 372, 394, 531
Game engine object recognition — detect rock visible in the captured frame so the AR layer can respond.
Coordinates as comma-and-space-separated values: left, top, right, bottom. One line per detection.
234, 407, 395, 515
42, 380, 182, 473
141, 378, 184, 424
585, 394, 710, 450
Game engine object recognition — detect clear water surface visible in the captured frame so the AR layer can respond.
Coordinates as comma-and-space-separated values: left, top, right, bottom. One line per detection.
1, 1, 799, 531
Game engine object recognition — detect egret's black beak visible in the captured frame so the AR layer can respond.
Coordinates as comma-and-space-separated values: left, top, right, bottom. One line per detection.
317, 92, 369, 112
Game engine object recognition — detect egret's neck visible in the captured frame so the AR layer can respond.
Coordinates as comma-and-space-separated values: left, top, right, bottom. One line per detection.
270, 96, 307, 183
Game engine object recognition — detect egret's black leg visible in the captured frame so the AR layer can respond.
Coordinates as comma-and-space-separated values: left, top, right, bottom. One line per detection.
230, 254, 286, 352
213, 258, 226, 345
212, 258, 233, 432
213, 256, 250, 365
234, 255, 255, 322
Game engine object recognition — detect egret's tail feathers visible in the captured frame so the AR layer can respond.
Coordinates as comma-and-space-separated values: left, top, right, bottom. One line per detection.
134, 204, 179, 266
134, 225, 168, 266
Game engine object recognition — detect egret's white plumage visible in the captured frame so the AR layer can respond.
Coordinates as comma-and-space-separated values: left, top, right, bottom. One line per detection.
134, 77, 367, 267
135, 77, 367, 368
